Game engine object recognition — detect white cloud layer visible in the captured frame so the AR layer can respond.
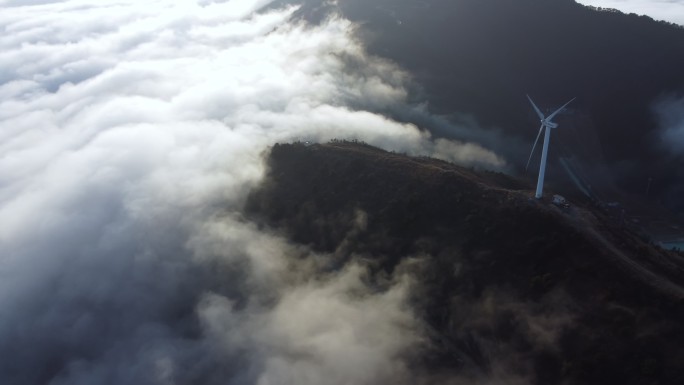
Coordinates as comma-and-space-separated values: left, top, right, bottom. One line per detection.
0, 1, 507, 384
575, 0, 684, 25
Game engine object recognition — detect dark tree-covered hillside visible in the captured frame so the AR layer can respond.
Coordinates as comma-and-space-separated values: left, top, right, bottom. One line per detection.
247, 142, 684, 385
271, 0, 684, 214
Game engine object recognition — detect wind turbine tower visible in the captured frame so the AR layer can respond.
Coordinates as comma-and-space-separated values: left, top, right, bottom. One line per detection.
525, 95, 575, 199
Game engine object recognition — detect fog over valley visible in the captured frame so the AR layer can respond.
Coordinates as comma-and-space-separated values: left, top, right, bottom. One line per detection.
0, 1, 503, 384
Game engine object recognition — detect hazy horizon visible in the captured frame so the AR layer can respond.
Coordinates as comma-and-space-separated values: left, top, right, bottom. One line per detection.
575, 0, 684, 25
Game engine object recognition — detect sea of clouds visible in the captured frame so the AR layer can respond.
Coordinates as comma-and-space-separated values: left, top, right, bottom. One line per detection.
0, 0, 508, 384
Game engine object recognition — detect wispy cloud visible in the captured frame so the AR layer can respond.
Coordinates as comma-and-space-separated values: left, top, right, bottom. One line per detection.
653, 95, 684, 155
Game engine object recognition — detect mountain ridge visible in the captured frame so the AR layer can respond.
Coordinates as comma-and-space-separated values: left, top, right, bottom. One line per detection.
269, 0, 684, 215
246, 141, 684, 384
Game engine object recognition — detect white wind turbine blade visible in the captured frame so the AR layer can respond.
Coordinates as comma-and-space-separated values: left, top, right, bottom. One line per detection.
527, 94, 545, 120
546, 97, 576, 122
526, 123, 545, 171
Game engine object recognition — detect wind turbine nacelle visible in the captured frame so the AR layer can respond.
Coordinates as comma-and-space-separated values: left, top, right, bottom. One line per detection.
545, 121, 559, 129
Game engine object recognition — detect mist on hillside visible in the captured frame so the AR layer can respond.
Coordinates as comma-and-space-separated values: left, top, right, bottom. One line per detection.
280, 0, 684, 212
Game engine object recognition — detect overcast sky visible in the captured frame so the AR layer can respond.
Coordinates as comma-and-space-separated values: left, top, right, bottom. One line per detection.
575, 0, 684, 25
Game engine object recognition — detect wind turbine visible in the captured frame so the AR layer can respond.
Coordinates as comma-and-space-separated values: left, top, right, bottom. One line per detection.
525, 95, 575, 199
